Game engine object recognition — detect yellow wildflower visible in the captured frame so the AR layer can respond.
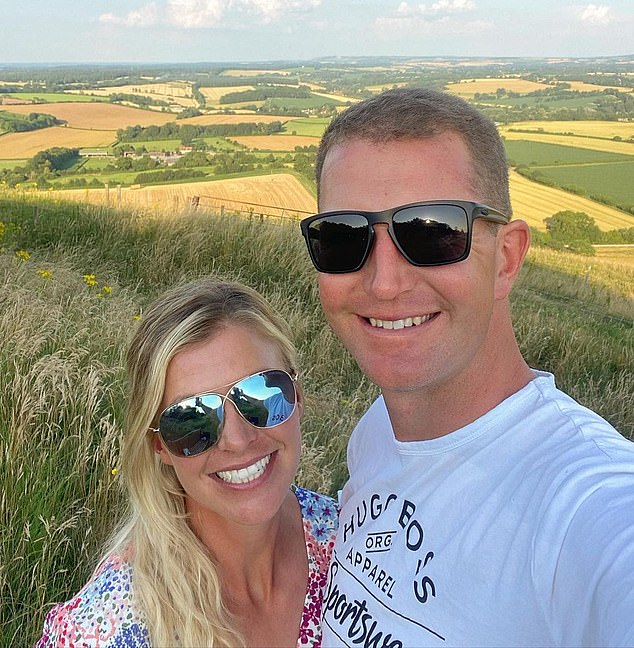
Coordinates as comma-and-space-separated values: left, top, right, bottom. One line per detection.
83, 274, 97, 286
111, 467, 118, 476
37, 269, 53, 280
101, 285, 113, 295
132, 314, 142, 321
16, 250, 31, 262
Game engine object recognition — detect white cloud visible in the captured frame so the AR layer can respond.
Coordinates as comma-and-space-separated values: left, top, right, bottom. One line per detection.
379, 0, 479, 35
397, 0, 476, 16
166, 0, 225, 28
579, 4, 614, 25
99, 3, 160, 26
99, 0, 321, 29
241, 0, 321, 23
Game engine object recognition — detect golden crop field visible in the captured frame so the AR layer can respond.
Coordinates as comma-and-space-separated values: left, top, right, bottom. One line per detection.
73, 82, 197, 108
594, 246, 634, 268
509, 170, 634, 231
0, 127, 115, 159
48, 173, 316, 217
199, 86, 255, 103
446, 78, 550, 97
565, 81, 633, 93
231, 135, 320, 150
502, 120, 634, 140
0, 102, 177, 129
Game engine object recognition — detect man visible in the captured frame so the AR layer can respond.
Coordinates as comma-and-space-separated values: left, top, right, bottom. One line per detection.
300, 88, 634, 647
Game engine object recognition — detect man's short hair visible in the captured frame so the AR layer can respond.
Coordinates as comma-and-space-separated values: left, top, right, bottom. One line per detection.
316, 88, 511, 216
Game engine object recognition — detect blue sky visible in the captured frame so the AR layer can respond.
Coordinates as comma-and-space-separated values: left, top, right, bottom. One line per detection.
1, 1, 632, 64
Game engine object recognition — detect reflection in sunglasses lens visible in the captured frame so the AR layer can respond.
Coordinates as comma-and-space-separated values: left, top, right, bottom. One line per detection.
394, 205, 468, 265
311, 213, 369, 272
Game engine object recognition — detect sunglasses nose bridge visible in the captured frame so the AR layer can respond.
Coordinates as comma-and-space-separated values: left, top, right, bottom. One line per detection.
214, 395, 259, 449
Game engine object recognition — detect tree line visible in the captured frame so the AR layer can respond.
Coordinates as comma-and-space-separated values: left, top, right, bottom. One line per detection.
116, 121, 284, 143
0, 111, 63, 132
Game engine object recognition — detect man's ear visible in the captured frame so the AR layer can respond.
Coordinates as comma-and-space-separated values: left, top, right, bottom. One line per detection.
494, 219, 530, 301
152, 432, 174, 466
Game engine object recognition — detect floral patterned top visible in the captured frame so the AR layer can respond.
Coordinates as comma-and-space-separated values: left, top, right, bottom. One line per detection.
36, 487, 338, 647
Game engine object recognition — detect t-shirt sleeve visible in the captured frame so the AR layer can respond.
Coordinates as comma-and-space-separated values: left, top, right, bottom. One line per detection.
541, 464, 634, 646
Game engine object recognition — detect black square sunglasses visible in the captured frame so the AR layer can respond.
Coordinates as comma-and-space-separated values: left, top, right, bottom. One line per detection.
150, 369, 297, 458
300, 200, 509, 274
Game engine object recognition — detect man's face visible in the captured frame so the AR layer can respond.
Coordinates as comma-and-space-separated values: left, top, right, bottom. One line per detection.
316, 134, 505, 397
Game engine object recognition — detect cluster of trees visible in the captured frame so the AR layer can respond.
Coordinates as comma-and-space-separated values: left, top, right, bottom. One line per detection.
532, 210, 634, 254
0, 111, 62, 132
0, 147, 79, 188
219, 86, 312, 104
109, 93, 170, 108
133, 168, 206, 185
116, 121, 283, 143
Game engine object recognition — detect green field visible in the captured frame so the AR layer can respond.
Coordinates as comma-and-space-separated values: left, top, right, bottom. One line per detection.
80, 157, 116, 171
0, 159, 26, 169
528, 160, 634, 209
503, 139, 633, 166
3, 92, 108, 103
284, 117, 330, 137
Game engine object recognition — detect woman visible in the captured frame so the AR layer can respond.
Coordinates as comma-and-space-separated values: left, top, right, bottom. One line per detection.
37, 278, 338, 647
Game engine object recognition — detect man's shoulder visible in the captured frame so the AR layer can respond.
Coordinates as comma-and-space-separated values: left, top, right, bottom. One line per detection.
531, 370, 632, 458
36, 549, 150, 647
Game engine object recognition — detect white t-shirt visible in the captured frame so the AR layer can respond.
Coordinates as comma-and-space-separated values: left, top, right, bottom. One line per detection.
321, 371, 634, 647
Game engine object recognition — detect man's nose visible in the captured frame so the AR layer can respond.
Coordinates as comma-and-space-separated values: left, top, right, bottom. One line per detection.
362, 225, 418, 300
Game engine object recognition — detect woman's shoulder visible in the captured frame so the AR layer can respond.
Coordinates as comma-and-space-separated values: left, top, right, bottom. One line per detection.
36, 549, 150, 647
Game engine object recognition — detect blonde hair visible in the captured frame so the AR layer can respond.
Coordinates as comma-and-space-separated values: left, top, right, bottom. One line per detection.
104, 277, 297, 647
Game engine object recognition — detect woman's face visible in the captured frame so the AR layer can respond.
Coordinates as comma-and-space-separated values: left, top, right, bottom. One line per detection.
154, 324, 301, 532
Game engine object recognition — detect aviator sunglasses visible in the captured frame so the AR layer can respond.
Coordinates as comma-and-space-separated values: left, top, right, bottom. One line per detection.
150, 369, 297, 458
300, 200, 510, 274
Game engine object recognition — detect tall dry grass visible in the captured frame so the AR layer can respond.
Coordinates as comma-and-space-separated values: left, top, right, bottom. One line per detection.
0, 190, 631, 644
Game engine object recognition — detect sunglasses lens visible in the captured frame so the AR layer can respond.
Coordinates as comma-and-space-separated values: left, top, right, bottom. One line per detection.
158, 370, 296, 458
159, 393, 223, 457
231, 370, 296, 428
307, 213, 370, 273
393, 204, 469, 265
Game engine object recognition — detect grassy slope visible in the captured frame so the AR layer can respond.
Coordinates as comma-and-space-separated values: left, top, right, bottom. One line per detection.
0, 191, 632, 644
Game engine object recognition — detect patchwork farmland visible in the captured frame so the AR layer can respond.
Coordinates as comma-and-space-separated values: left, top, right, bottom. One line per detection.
509, 170, 633, 231
1, 60, 633, 250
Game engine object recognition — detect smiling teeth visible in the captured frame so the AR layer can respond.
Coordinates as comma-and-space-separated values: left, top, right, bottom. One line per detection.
216, 455, 271, 484
369, 314, 434, 329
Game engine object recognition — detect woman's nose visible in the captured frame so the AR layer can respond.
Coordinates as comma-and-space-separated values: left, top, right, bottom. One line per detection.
215, 400, 258, 451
